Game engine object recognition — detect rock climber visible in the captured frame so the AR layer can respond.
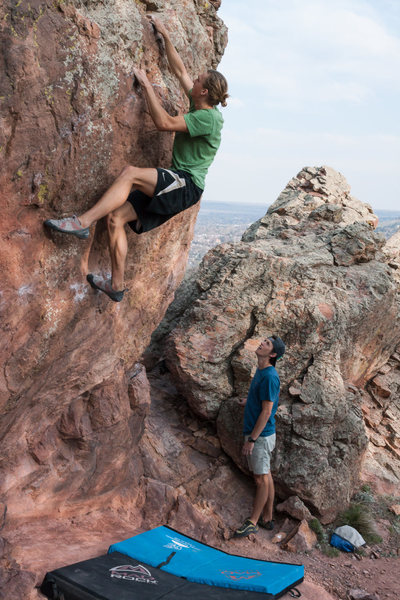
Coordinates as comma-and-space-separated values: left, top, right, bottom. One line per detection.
44, 15, 228, 302
234, 335, 286, 538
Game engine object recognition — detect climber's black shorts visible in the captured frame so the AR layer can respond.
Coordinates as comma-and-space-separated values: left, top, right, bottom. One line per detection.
127, 168, 203, 234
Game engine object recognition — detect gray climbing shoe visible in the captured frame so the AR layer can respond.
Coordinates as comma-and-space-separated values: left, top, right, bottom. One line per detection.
44, 215, 90, 239
87, 274, 125, 302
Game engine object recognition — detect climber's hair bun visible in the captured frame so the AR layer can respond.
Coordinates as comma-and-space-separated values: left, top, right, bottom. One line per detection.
204, 70, 229, 107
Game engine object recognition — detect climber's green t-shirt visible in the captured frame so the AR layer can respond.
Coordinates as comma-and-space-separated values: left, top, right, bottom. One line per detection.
171, 92, 223, 190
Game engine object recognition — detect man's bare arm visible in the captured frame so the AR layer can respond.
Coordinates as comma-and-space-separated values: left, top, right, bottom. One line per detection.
147, 15, 193, 95
242, 401, 273, 456
251, 401, 273, 440
134, 68, 188, 132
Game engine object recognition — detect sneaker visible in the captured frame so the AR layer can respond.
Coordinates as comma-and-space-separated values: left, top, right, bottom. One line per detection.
233, 519, 258, 538
87, 274, 125, 302
258, 518, 274, 530
44, 215, 90, 239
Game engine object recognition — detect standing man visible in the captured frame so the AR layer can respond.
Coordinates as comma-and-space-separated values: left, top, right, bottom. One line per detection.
45, 16, 228, 302
234, 335, 286, 538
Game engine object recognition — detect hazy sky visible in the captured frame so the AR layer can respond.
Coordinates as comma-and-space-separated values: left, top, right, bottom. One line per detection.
204, 0, 400, 211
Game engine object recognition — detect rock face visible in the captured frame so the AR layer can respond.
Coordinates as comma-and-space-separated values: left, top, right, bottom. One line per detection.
166, 166, 400, 518
0, 0, 226, 532
0, 1, 227, 596
361, 346, 400, 494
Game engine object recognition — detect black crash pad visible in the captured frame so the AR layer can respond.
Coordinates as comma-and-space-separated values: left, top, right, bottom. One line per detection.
41, 551, 301, 599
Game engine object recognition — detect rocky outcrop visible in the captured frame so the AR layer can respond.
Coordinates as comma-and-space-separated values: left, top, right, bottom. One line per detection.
0, 1, 227, 595
166, 166, 400, 519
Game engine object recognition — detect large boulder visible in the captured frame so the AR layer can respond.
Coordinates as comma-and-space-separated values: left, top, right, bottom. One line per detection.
0, 0, 226, 519
0, 1, 227, 596
166, 166, 400, 518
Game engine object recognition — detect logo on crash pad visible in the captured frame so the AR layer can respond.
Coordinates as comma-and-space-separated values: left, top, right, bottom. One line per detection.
221, 570, 262, 581
109, 564, 158, 584
164, 535, 201, 552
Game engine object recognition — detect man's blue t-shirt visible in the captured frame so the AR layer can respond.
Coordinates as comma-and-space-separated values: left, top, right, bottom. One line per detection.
243, 366, 280, 437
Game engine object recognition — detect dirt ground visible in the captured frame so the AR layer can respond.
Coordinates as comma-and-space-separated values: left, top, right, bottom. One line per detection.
252, 497, 400, 600
2, 503, 399, 600
302, 493, 400, 600
223, 488, 400, 600
302, 549, 398, 600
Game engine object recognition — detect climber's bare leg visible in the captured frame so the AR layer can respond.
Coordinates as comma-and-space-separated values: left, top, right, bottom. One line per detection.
106, 202, 138, 291
78, 166, 158, 228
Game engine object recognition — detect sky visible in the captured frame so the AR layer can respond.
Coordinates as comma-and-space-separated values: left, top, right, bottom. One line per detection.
204, 0, 400, 211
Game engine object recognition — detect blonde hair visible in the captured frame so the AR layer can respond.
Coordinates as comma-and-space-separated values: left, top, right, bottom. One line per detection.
204, 69, 229, 107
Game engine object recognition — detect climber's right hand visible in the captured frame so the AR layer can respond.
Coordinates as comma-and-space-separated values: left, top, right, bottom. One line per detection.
147, 14, 168, 37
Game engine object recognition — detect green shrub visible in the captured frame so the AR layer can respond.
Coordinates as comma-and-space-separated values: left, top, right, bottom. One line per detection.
353, 484, 375, 505
354, 490, 374, 504
309, 518, 325, 543
361, 483, 373, 494
337, 503, 381, 544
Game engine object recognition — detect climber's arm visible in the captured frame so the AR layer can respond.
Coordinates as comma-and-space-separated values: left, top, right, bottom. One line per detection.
147, 15, 193, 95
134, 68, 188, 132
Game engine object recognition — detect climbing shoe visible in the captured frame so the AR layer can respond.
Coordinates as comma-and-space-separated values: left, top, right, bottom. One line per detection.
233, 519, 258, 538
44, 215, 90, 239
87, 274, 125, 302
258, 518, 274, 530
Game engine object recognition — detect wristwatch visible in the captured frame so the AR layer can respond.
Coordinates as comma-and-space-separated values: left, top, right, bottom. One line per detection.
248, 437, 257, 443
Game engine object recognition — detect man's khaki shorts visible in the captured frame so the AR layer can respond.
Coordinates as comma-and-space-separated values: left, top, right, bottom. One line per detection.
245, 434, 276, 475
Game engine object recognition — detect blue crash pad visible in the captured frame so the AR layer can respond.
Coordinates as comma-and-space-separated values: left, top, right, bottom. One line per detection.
109, 525, 304, 597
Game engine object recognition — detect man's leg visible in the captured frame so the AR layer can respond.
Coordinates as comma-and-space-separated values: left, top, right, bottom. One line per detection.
235, 436, 276, 537
45, 166, 158, 237
261, 472, 275, 522
106, 202, 137, 291
86, 202, 137, 301
233, 471, 270, 537
249, 474, 270, 525
79, 166, 158, 228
